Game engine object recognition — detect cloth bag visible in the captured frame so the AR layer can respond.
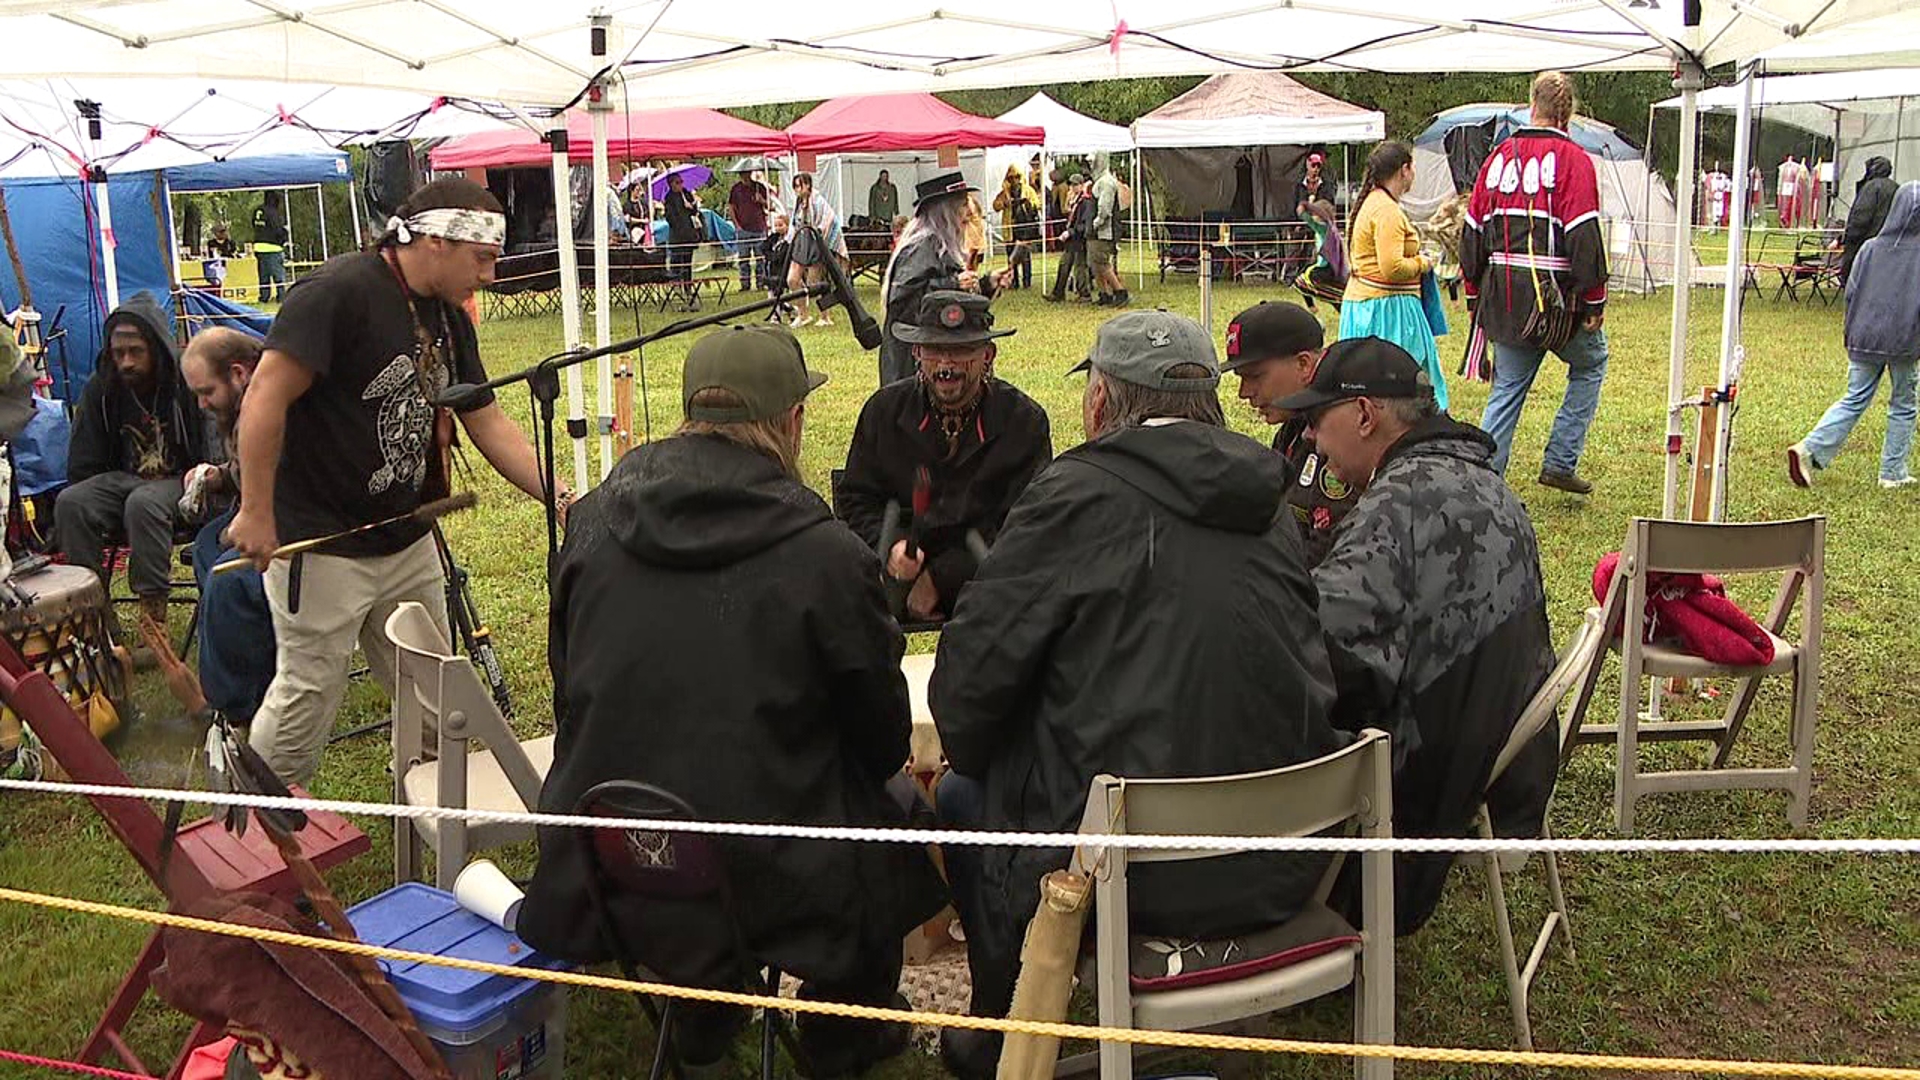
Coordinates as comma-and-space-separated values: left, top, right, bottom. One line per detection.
1593, 552, 1775, 667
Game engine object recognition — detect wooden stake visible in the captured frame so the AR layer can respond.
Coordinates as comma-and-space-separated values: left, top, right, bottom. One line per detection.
613, 361, 634, 459
1689, 385, 1719, 522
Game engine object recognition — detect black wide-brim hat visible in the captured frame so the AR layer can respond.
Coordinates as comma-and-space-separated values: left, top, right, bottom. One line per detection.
892, 289, 1015, 346
914, 170, 976, 206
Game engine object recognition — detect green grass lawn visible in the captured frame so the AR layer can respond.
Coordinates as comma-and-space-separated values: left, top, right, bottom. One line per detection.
2, 253, 1916, 1077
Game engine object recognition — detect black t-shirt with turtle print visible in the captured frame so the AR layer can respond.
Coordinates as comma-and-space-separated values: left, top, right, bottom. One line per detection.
262, 250, 494, 558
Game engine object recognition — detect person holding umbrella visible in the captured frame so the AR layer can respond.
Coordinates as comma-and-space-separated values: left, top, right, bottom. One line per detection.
663, 171, 705, 301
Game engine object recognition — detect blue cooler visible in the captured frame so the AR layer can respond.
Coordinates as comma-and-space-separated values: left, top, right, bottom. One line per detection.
347, 883, 569, 1079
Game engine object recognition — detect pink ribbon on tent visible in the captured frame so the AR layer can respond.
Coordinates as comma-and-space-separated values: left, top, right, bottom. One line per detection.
430, 97, 447, 112
276, 104, 294, 125
143, 127, 160, 144
1110, 19, 1129, 54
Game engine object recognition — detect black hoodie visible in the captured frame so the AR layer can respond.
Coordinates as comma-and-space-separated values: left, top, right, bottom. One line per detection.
932, 419, 1345, 969
1842, 156, 1899, 282
521, 434, 945, 985
68, 292, 208, 484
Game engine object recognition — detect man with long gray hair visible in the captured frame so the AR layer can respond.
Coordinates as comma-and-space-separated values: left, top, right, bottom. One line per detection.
879, 172, 1011, 386
928, 309, 1343, 1078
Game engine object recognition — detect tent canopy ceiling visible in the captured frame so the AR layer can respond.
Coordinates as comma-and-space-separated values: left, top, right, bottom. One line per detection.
0, 77, 507, 179
1131, 72, 1384, 148
0, 0, 1894, 110
428, 107, 791, 171
1654, 70, 1920, 137
788, 94, 1043, 154
995, 93, 1132, 154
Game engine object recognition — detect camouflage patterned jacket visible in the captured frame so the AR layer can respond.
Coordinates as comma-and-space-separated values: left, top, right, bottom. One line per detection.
1313, 414, 1557, 934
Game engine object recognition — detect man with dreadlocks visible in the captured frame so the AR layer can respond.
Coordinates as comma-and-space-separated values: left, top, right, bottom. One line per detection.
835, 291, 1051, 624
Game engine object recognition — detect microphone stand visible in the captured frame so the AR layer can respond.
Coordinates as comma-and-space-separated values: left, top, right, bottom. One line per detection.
443, 282, 842, 577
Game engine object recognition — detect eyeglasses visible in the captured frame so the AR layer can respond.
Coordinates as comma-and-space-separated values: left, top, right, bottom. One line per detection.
1305, 396, 1362, 429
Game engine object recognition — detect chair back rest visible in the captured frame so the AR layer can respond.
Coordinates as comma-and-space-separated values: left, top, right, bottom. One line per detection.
383, 602, 544, 808
1630, 516, 1824, 577
1080, 729, 1392, 868
0, 635, 205, 900
574, 780, 729, 901
1491, 607, 1608, 783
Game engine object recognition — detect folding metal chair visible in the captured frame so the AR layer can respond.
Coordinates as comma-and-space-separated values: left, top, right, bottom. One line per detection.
575, 780, 809, 1080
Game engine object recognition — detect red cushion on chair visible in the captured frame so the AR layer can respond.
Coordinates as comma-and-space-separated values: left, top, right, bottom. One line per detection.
1129, 903, 1362, 992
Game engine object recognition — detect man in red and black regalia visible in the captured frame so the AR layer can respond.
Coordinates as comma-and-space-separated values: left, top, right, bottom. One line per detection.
1461, 71, 1612, 497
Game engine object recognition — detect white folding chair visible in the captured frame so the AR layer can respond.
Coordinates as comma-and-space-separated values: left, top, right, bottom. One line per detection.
1476, 607, 1607, 1050
1072, 729, 1395, 1080
385, 601, 554, 888
1566, 517, 1824, 833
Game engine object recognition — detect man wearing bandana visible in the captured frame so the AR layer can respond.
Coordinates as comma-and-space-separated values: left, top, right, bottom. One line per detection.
226, 178, 553, 786
835, 291, 1051, 623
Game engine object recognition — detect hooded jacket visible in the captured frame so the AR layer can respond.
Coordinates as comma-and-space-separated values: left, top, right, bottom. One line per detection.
520, 434, 946, 985
1312, 414, 1556, 934
931, 420, 1345, 961
1844, 181, 1920, 364
1842, 157, 1899, 282
68, 292, 208, 484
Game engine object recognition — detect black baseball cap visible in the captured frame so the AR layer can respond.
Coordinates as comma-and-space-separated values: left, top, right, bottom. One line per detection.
1273, 336, 1434, 414
683, 325, 827, 422
1223, 301, 1324, 373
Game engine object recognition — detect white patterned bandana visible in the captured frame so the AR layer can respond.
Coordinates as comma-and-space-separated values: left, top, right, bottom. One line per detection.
388, 207, 506, 247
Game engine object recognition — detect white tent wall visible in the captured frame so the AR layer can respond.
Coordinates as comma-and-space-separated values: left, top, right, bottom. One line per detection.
809, 151, 992, 228
1833, 101, 1918, 218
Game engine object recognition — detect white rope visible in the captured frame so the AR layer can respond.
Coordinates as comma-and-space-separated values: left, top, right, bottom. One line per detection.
3, 777, 1917, 855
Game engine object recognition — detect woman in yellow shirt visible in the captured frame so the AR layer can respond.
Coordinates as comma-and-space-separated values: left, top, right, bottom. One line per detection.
1341, 141, 1449, 410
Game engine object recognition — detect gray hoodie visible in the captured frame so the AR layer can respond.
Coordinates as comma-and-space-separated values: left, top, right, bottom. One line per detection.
1845, 181, 1920, 364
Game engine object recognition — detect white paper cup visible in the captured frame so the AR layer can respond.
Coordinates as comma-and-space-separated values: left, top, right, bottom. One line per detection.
453, 858, 525, 932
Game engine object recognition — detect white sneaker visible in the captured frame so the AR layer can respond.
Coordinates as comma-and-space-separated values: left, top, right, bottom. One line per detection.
1785, 443, 1814, 488
1880, 475, 1917, 489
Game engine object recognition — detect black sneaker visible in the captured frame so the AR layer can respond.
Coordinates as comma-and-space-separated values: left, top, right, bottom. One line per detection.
1094, 293, 1115, 307
1112, 289, 1131, 306
937, 1027, 1002, 1080
1537, 469, 1593, 495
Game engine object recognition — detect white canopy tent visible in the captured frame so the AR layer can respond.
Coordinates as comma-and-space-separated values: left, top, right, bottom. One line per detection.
2, 0, 1902, 510
983, 93, 1132, 251
1655, 69, 1920, 221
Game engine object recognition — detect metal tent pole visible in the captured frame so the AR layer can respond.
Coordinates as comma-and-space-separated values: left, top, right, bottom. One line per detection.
551, 126, 590, 493
92, 170, 121, 311
591, 99, 614, 481
316, 185, 330, 261
1664, 65, 1703, 521
1710, 64, 1757, 523
347, 177, 364, 249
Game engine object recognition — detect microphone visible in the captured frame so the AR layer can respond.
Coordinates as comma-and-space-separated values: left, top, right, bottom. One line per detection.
813, 249, 885, 351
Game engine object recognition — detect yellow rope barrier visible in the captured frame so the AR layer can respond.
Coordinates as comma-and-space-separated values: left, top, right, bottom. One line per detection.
3, 884, 1915, 1079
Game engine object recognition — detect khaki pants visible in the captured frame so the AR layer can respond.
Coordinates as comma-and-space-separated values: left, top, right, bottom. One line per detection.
249, 535, 448, 786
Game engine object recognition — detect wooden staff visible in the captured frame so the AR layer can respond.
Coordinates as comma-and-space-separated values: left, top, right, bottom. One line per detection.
212, 493, 477, 575
996, 870, 1092, 1080
256, 813, 454, 1080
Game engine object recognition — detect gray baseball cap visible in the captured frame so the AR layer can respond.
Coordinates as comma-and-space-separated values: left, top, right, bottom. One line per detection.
1068, 308, 1220, 391
683, 325, 827, 422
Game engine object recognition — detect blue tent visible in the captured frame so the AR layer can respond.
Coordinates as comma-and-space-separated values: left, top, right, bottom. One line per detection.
0, 171, 176, 399
1415, 105, 1644, 162
166, 151, 351, 192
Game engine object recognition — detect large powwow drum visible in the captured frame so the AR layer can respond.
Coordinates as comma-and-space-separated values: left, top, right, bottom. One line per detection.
1, 563, 127, 744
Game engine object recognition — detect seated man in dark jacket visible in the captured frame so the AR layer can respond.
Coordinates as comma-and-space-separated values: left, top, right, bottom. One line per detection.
521, 325, 945, 1075
835, 291, 1051, 623
929, 309, 1346, 1078
1283, 337, 1557, 936
55, 292, 210, 630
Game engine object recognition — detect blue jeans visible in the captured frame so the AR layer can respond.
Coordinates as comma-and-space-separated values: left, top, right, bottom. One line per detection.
191, 507, 276, 726
256, 250, 287, 303
1800, 357, 1918, 481
1481, 326, 1610, 476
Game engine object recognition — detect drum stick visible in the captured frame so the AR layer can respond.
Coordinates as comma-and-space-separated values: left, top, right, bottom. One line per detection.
211, 493, 478, 575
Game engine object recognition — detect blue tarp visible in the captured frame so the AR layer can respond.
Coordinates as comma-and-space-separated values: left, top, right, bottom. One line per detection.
649, 208, 742, 252
176, 287, 272, 339
0, 171, 176, 396
1415, 106, 1645, 162
165, 152, 351, 192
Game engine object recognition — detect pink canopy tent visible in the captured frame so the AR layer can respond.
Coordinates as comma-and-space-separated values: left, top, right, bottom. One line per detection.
787, 93, 1043, 154
428, 107, 791, 170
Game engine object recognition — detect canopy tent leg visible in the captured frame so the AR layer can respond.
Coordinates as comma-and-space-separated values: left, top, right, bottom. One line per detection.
93, 170, 121, 311
347, 177, 364, 250
591, 101, 614, 482
1710, 64, 1758, 523
316, 186, 330, 262
1664, 68, 1702, 521
552, 127, 590, 494
1132, 153, 1144, 290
